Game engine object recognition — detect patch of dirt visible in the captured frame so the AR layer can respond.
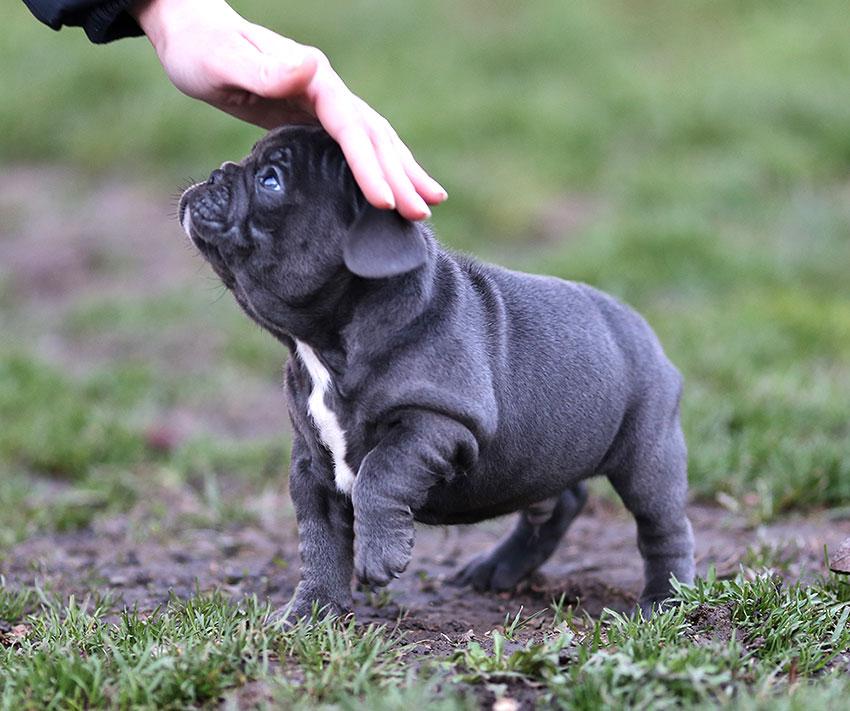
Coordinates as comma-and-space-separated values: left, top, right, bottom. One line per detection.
686, 603, 736, 646
0, 166, 196, 305
3, 496, 849, 642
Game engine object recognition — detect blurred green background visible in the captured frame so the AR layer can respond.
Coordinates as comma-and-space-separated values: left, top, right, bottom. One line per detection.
1, 0, 849, 545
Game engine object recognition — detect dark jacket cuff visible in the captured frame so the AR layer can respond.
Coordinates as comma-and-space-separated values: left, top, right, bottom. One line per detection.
82, 0, 143, 43
23, 0, 143, 43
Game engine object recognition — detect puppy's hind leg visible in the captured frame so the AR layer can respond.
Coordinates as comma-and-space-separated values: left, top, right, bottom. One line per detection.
608, 419, 694, 617
452, 483, 587, 592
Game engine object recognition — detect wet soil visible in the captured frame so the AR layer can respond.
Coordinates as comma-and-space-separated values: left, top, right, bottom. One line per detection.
3, 494, 848, 640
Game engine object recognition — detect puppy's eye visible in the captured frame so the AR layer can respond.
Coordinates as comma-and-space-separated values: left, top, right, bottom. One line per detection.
257, 168, 283, 193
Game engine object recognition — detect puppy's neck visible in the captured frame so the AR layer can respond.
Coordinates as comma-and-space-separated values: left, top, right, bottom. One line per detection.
295, 228, 439, 368
341, 231, 439, 353
269, 268, 357, 351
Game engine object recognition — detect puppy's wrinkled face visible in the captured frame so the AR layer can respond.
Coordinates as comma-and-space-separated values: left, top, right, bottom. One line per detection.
180, 126, 361, 325
179, 125, 428, 337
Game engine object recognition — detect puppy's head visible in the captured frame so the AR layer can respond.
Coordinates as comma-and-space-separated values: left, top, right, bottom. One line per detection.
179, 126, 427, 333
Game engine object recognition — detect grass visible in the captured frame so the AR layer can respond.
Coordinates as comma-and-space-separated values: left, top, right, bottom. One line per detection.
0, 570, 848, 708
2, 0, 850, 706
0, 355, 148, 479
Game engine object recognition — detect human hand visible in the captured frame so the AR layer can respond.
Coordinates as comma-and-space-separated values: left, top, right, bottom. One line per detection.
131, 0, 445, 219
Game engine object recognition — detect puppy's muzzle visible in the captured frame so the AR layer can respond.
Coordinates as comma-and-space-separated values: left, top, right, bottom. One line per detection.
179, 162, 241, 241
192, 185, 231, 225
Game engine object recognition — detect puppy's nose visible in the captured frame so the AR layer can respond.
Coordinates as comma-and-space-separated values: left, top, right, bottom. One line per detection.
208, 162, 239, 186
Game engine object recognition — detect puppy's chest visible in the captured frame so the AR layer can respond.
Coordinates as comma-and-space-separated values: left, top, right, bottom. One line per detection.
287, 342, 366, 496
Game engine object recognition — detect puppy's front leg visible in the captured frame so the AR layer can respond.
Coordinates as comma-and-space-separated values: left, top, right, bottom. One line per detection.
352, 411, 476, 587
283, 432, 355, 622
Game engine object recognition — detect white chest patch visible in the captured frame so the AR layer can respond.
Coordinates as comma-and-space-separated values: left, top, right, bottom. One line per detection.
295, 341, 356, 495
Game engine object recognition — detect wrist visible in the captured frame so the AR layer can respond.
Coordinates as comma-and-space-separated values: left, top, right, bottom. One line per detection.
130, 0, 237, 51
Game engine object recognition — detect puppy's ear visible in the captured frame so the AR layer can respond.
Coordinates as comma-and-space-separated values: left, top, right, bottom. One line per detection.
343, 205, 428, 279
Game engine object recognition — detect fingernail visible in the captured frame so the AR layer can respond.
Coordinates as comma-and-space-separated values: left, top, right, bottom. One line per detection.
381, 184, 396, 209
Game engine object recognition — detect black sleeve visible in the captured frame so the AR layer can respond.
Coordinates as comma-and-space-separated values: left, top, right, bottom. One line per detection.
22, 0, 144, 44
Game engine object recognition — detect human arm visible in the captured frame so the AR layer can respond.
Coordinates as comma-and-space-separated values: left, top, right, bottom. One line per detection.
22, 0, 446, 219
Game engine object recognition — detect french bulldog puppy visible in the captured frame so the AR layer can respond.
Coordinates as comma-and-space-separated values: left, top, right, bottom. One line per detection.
179, 126, 694, 619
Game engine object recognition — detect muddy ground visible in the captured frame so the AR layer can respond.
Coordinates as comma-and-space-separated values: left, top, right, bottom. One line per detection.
4, 495, 850, 640
2, 166, 849, 649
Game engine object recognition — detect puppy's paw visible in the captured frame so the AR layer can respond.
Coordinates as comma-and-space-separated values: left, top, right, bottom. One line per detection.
451, 551, 526, 592
354, 517, 414, 587
268, 584, 351, 628
637, 594, 677, 619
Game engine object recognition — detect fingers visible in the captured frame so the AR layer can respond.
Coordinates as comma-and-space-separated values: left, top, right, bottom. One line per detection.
356, 100, 446, 218
311, 79, 396, 210
208, 23, 448, 219
332, 121, 398, 211
341, 112, 447, 219
315, 81, 446, 219
369, 121, 432, 220
396, 139, 448, 206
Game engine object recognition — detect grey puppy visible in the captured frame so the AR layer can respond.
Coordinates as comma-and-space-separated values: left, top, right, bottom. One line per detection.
179, 126, 694, 619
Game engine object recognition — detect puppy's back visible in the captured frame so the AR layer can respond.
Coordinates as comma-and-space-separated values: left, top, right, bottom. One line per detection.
454, 252, 682, 453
